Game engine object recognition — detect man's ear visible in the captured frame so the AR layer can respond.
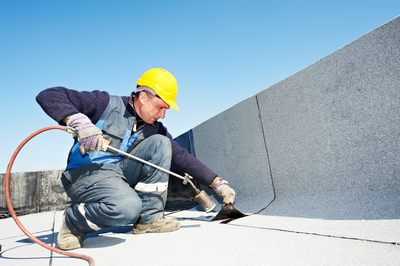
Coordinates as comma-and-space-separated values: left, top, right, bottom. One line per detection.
137, 91, 148, 104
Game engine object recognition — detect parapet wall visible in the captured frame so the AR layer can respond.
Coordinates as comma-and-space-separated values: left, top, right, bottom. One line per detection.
0, 170, 67, 218
177, 16, 400, 220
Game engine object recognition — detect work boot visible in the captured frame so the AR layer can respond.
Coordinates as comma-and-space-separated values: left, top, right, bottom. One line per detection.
57, 213, 82, 250
133, 217, 180, 234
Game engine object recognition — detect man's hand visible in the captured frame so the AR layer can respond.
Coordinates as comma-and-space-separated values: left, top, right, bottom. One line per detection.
211, 177, 236, 204
66, 113, 104, 154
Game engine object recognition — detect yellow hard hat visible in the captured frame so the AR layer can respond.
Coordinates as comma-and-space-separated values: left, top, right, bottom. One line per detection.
136, 68, 179, 111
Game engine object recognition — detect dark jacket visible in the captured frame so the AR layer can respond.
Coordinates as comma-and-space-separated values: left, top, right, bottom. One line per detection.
36, 86, 217, 185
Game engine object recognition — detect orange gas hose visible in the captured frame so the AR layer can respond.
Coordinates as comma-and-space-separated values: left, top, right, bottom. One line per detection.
4, 125, 95, 266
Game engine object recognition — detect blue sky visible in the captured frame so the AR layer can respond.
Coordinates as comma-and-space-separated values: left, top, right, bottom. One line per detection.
1, 0, 399, 173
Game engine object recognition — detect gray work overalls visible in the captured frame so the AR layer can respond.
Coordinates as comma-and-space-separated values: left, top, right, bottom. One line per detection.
61, 96, 172, 235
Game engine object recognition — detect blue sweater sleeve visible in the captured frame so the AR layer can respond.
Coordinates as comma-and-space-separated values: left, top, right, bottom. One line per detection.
36, 86, 110, 124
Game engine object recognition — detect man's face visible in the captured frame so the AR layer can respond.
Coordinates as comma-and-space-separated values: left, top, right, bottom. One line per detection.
138, 92, 170, 124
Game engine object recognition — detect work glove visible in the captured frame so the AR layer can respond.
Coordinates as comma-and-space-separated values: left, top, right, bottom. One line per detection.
66, 113, 104, 154
211, 177, 236, 204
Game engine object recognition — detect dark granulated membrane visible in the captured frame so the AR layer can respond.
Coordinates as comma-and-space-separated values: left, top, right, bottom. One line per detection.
212, 203, 247, 223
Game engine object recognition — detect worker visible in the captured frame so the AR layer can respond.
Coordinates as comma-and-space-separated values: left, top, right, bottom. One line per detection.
36, 68, 236, 250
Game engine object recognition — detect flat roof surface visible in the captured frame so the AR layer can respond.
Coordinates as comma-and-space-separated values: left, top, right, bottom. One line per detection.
1, 209, 400, 266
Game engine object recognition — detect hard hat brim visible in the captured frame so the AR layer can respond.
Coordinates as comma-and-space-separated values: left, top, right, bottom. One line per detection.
167, 101, 179, 111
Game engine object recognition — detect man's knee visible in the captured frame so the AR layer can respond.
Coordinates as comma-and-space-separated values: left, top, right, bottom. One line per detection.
118, 196, 142, 224
103, 195, 142, 225
148, 134, 171, 150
